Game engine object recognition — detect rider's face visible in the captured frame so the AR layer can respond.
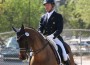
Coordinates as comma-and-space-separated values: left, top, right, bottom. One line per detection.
44, 3, 54, 12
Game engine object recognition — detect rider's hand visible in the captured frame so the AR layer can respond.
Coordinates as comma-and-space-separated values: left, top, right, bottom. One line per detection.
46, 34, 54, 39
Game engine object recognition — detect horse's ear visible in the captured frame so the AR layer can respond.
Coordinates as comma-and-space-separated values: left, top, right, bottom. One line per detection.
21, 24, 24, 29
12, 26, 17, 33
20, 24, 25, 32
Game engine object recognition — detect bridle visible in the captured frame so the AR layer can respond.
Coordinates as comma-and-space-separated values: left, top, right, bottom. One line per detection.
17, 33, 49, 55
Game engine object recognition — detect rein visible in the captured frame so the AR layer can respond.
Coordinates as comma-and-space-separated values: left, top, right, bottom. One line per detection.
30, 42, 48, 55
20, 42, 48, 55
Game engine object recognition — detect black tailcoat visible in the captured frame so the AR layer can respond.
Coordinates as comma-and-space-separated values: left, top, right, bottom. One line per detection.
39, 11, 63, 39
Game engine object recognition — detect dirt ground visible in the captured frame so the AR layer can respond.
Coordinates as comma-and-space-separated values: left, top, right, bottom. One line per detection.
73, 55, 90, 65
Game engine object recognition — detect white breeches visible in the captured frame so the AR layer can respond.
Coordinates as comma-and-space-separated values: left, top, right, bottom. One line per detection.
46, 35, 68, 61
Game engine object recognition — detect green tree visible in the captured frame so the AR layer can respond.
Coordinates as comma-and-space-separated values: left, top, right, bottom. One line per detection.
60, 0, 90, 29
0, 0, 44, 32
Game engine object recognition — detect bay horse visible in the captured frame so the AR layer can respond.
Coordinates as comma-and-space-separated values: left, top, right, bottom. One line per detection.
12, 25, 75, 65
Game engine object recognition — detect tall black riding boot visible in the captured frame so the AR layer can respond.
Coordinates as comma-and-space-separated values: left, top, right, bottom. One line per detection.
65, 60, 70, 65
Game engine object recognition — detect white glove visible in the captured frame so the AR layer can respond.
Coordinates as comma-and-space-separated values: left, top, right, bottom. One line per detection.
46, 34, 54, 39
46, 34, 58, 50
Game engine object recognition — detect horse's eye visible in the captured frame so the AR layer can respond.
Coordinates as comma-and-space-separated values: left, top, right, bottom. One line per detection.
17, 36, 20, 38
17, 39, 19, 42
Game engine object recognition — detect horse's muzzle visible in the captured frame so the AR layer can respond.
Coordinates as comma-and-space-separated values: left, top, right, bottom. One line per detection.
19, 53, 27, 60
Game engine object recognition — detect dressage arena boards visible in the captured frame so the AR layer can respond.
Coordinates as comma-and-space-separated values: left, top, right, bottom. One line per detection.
0, 56, 90, 65
74, 56, 90, 65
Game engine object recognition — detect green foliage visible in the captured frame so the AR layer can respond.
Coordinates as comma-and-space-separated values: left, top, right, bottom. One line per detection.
0, 0, 90, 32
60, 0, 90, 29
30, 0, 44, 28
0, 0, 44, 32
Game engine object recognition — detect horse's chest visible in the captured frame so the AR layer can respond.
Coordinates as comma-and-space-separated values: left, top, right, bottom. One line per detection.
30, 60, 57, 65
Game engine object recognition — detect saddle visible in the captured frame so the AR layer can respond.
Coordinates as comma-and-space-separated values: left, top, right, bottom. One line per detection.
47, 39, 70, 64
48, 42, 60, 64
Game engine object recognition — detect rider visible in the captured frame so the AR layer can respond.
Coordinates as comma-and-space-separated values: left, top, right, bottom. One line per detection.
38, 0, 69, 65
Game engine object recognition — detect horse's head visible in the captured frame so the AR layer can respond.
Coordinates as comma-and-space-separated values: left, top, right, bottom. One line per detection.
12, 25, 37, 60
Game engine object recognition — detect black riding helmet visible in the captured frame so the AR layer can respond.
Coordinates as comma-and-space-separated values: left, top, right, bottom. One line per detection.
43, 0, 55, 5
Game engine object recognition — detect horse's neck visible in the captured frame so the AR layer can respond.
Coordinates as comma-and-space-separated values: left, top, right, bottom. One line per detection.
29, 32, 57, 65
31, 34, 50, 61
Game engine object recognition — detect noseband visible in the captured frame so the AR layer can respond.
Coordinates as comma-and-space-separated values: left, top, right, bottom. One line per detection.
17, 33, 49, 55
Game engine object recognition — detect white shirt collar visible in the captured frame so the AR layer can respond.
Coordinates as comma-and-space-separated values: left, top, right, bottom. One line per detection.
47, 10, 55, 19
